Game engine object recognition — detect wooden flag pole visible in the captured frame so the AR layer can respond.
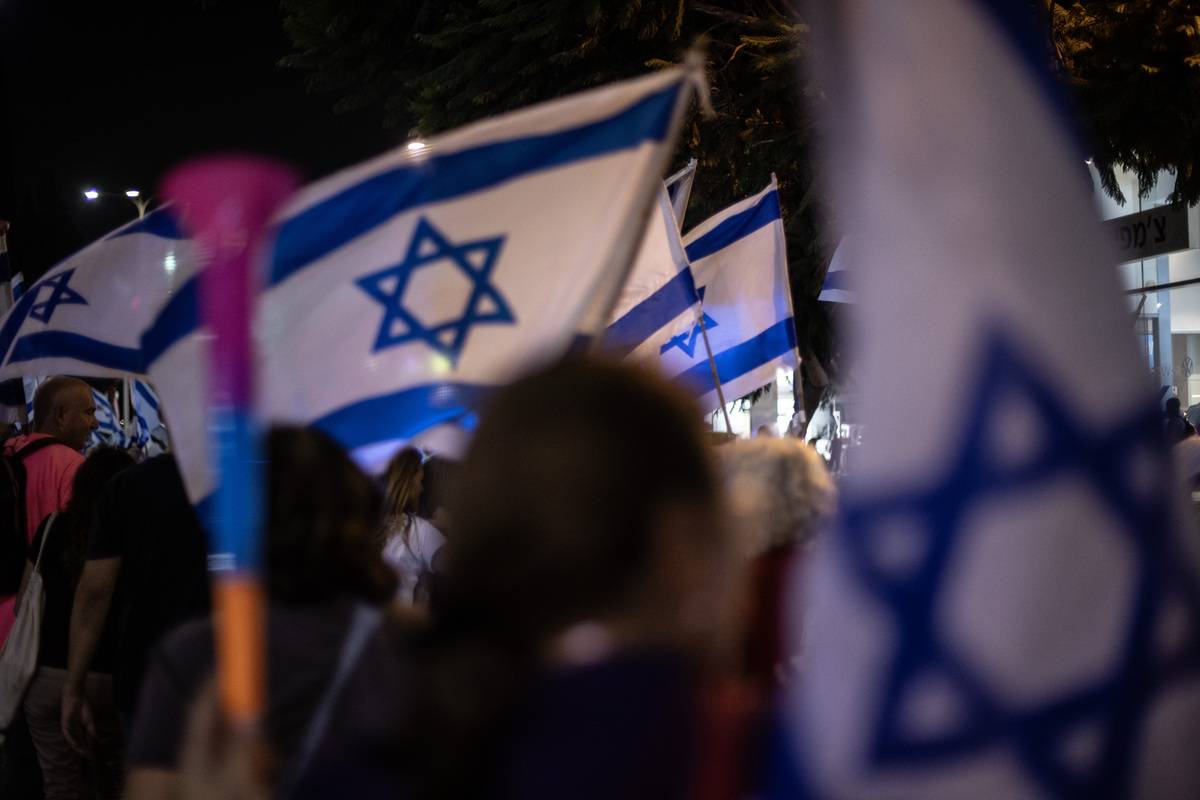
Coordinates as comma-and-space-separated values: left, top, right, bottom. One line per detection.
695, 305, 734, 433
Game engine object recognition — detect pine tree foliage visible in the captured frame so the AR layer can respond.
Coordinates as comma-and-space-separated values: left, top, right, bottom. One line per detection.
1046, 0, 1200, 205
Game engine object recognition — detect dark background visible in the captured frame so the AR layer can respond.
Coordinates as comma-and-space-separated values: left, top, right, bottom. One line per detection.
0, 0, 391, 281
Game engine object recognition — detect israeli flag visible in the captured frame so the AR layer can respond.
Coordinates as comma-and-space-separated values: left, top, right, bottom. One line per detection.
130, 380, 169, 455
817, 237, 854, 304
665, 158, 697, 228
150, 65, 699, 498
0, 208, 195, 382
11, 273, 25, 301
21, 375, 43, 423
88, 388, 126, 449
673, 179, 797, 412
787, 2, 1200, 798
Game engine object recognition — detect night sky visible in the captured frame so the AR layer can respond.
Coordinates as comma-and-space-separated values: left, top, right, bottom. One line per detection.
0, 0, 393, 281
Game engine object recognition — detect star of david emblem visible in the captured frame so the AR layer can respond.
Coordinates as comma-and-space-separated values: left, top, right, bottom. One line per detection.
356, 217, 515, 364
660, 285, 716, 358
660, 312, 717, 357
836, 329, 1200, 796
27, 269, 88, 323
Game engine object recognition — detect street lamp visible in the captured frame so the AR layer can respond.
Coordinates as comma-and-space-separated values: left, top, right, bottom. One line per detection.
82, 187, 151, 218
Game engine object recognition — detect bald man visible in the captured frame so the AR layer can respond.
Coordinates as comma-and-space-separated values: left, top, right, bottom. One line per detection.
0, 377, 98, 645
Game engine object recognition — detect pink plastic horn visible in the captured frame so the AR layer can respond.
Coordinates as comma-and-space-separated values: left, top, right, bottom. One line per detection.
161, 156, 297, 725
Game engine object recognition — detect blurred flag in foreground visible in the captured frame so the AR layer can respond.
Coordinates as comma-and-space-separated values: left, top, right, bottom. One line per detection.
789, 1, 1200, 797
818, 238, 854, 304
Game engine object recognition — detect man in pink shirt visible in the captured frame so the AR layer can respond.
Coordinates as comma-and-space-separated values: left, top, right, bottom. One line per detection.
0, 377, 98, 644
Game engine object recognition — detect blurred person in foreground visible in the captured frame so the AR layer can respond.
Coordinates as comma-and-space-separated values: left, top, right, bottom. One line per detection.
178, 358, 763, 799
124, 426, 398, 799
16, 447, 134, 799
719, 437, 835, 690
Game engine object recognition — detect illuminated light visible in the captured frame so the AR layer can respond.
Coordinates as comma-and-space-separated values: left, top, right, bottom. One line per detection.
406, 140, 427, 153
125, 189, 140, 198
83, 189, 100, 200
1157, 303, 1163, 310
164, 251, 177, 276
1085, 158, 1094, 166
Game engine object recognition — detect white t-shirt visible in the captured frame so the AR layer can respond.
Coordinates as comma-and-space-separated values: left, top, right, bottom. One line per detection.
382, 516, 446, 603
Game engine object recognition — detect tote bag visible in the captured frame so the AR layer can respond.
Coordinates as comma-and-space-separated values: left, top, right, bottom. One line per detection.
0, 512, 57, 739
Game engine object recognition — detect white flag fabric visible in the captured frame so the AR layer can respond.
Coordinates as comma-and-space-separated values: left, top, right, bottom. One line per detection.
604, 184, 699, 364
131, 380, 168, 456
605, 179, 798, 414
665, 158, 697, 228
0, 209, 196, 382
254, 65, 696, 477
79, 65, 695, 501
787, 1, 1200, 798
672, 179, 797, 412
817, 237, 854, 304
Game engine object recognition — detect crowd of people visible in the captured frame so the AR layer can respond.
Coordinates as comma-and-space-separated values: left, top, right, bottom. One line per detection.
0, 361, 837, 798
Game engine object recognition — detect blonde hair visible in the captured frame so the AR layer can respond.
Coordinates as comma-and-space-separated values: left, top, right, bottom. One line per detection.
381, 446, 424, 546
720, 437, 835, 556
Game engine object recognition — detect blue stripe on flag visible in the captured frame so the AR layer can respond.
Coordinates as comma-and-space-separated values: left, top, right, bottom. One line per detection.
141, 276, 199, 367
312, 382, 490, 452
270, 80, 684, 287
107, 208, 186, 241
605, 267, 698, 357
821, 270, 850, 291
0, 287, 42, 364
134, 380, 160, 411
673, 317, 797, 396
7, 331, 143, 372
684, 190, 781, 264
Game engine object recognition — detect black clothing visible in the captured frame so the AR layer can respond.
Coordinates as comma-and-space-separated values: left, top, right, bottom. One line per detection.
28, 513, 117, 672
128, 600, 364, 771
86, 454, 210, 717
